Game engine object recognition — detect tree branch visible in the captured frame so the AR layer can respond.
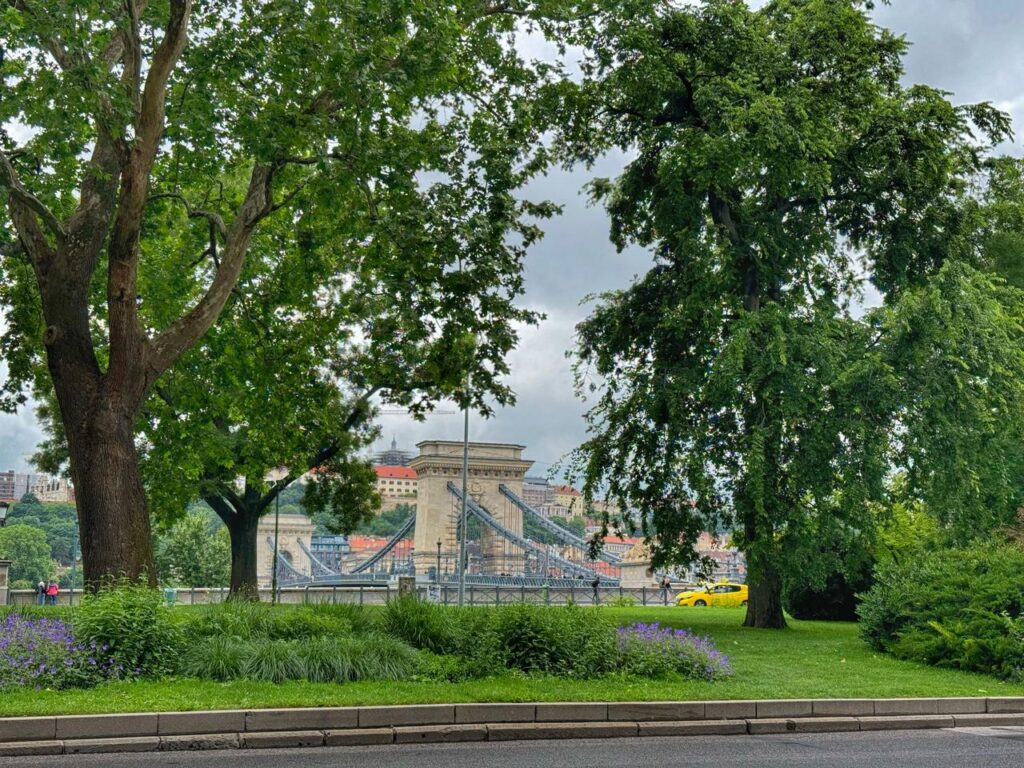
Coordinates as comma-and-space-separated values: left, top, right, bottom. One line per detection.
0, 149, 66, 240
147, 163, 277, 378
148, 191, 228, 238
256, 387, 382, 514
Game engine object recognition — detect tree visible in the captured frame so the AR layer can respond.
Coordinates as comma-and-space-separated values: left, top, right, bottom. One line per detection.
0, 524, 54, 585
7, 494, 78, 566
154, 511, 230, 588
0, 1, 580, 586
560, 0, 1012, 627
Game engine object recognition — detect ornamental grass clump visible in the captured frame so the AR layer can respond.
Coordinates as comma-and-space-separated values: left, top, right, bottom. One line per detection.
617, 622, 733, 680
0, 614, 126, 690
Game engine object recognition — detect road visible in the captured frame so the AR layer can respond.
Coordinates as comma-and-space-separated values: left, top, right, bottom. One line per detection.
3, 728, 1024, 768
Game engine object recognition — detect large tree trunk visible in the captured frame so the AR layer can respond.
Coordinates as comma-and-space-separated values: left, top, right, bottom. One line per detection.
743, 555, 786, 629
63, 400, 156, 586
209, 497, 261, 600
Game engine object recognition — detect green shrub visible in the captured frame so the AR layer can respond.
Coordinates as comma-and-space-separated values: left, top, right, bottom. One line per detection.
380, 601, 617, 678
73, 586, 183, 677
413, 650, 476, 682
179, 636, 249, 681
858, 543, 1024, 679
181, 602, 354, 643
380, 598, 457, 654
785, 568, 873, 622
306, 603, 377, 635
488, 604, 616, 678
180, 601, 273, 641
357, 635, 420, 680
242, 639, 306, 682
263, 608, 352, 640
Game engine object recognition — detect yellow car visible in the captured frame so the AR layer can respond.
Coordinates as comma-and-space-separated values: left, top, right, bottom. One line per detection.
675, 581, 748, 607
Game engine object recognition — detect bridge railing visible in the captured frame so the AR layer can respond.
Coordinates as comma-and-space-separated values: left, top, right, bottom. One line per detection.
5, 584, 682, 607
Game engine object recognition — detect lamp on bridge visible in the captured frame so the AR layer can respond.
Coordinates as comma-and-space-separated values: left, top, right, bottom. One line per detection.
0, 501, 9, 528
436, 538, 442, 585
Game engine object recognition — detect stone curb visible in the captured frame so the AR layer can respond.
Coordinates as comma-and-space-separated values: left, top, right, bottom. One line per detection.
1, 712, 1022, 756
3, 697, 1021, 744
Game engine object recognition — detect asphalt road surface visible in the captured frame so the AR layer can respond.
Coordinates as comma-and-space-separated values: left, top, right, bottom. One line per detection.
3, 728, 1024, 768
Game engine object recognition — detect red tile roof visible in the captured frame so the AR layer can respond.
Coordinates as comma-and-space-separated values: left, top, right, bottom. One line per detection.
374, 466, 418, 480
551, 484, 581, 496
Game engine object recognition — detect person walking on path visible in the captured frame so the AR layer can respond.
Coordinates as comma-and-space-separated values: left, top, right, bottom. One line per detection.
45, 580, 59, 606
591, 576, 600, 604
36, 580, 46, 605
660, 576, 672, 604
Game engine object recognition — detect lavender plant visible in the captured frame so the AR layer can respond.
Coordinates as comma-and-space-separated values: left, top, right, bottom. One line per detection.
0, 614, 126, 690
617, 623, 733, 681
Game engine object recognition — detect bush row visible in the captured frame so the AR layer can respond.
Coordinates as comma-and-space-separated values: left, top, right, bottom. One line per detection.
0, 589, 733, 689
858, 543, 1024, 680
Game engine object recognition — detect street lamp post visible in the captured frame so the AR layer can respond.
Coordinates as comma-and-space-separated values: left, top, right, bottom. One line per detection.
436, 539, 442, 586
457, 371, 470, 606
271, 492, 281, 604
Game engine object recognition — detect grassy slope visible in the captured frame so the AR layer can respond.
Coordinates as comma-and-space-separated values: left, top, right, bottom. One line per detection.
2, 606, 1021, 717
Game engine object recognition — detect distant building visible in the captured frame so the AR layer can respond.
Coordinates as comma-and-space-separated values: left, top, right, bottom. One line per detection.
373, 465, 418, 513
374, 437, 413, 467
551, 484, 583, 517
30, 476, 75, 503
522, 476, 554, 511
0, 471, 74, 504
0, 471, 33, 502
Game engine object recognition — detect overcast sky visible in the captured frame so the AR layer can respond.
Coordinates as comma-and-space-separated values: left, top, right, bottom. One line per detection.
3, 1, 1024, 479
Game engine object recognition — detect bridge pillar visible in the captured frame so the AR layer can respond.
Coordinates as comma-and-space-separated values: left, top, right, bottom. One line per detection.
409, 441, 532, 577
256, 513, 316, 585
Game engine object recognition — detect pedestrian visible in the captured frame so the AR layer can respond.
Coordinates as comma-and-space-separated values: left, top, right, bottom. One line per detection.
36, 580, 46, 606
591, 576, 600, 604
46, 580, 59, 606
660, 576, 670, 603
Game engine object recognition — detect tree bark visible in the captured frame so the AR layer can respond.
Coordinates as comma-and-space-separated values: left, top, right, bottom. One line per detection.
209, 496, 261, 600
62, 398, 156, 586
743, 553, 786, 628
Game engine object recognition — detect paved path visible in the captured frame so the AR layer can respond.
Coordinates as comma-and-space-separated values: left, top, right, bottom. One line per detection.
3, 728, 1024, 767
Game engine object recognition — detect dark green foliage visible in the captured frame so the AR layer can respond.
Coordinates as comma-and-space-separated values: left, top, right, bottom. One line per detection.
178, 633, 418, 683
381, 599, 616, 678
6, 495, 78, 566
784, 543, 874, 621
346, 504, 417, 538
858, 544, 1024, 679
241, 640, 307, 683
73, 587, 183, 678
381, 598, 458, 655
784, 570, 871, 622
489, 604, 616, 677
179, 636, 249, 682
180, 602, 355, 643
557, 0, 1020, 631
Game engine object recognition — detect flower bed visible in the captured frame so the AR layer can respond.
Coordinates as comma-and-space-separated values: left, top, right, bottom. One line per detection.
617, 622, 733, 680
0, 614, 126, 690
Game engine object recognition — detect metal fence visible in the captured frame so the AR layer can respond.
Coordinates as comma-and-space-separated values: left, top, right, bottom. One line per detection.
7, 584, 681, 607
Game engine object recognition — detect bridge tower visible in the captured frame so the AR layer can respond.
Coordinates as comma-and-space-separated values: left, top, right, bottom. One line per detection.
409, 441, 532, 577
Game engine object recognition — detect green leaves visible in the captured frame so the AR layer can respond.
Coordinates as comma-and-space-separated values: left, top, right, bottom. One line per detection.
560, 0, 1024, 606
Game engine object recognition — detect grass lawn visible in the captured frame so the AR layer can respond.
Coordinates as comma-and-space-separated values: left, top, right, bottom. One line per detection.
2, 606, 1021, 717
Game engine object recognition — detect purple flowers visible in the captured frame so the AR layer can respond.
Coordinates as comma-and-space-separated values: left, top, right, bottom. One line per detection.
617, 622, 733, 680
0, 614, 129, 691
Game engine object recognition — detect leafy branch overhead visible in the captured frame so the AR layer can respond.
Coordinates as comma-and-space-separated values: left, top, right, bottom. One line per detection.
0, 0, 582, 585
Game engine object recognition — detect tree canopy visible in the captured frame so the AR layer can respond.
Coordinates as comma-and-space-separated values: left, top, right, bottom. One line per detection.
0, 0, 581, 585
559, 0, 1021, 627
